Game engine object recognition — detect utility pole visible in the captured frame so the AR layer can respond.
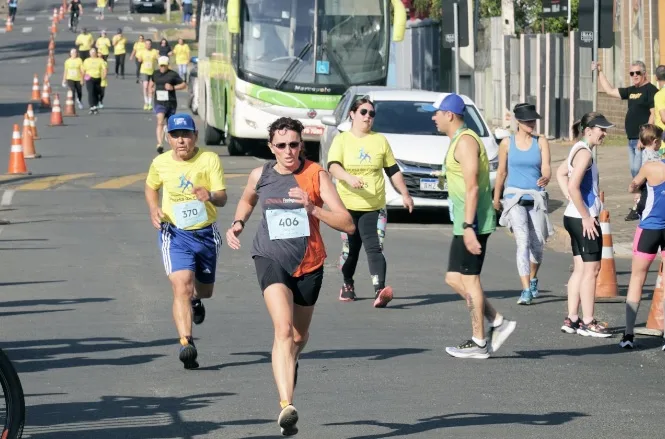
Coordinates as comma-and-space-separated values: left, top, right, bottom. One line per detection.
502, 0, 515, 36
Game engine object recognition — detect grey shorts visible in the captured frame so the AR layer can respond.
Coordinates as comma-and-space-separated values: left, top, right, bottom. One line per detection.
139, 73, 152, 83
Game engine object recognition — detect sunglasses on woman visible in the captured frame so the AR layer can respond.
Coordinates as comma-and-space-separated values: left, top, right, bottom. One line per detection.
273, 141, 301, 150
358, 108, 376, 118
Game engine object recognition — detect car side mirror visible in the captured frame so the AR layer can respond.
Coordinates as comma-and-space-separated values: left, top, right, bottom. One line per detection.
494, 127, 511, 141
336, 120, 352, 132
321, 115, 337, 127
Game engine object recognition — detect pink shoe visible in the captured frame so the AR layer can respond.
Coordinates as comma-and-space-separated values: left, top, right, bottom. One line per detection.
373, 286, 393, 308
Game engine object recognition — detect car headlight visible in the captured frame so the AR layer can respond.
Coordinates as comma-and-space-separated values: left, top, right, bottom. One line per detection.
488, 157, 498, 172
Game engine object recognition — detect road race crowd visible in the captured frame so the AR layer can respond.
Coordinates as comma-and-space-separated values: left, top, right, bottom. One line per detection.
23, 6, 665, 434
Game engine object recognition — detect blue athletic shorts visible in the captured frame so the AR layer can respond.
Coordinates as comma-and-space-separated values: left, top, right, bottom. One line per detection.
158, 222, 222, 284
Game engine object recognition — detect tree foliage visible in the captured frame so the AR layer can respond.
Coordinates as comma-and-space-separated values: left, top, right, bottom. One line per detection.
411, 0, 579, 34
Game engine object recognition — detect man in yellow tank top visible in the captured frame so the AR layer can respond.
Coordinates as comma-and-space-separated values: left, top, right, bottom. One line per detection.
137, 39, 159, 110
424, 93, 516, 359
62, 48, 84, 110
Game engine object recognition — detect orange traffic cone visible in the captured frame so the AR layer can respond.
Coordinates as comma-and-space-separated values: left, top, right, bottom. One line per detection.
7, 124, 30, 175
41, 81, 51, 109
21, 113, 41, 159
31, 74, 41, 101
59, 6, 64, 21
46, 57, 54, 76
49, 93, 65, 126
635, 262, 665, 337
52, 8, 58, 22
595, 192, 621, 301
5, 17, 12, 32
63, 89, 77, 116
50, 19, 57, 34
27, 105, 39, 140
48, 36, 55, 51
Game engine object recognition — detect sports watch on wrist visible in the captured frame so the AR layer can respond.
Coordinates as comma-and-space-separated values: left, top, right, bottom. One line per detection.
462, 222, 476, 231
232, 219, 245, 228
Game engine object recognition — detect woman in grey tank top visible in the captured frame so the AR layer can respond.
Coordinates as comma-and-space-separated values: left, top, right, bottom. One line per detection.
225, 117, 354, 436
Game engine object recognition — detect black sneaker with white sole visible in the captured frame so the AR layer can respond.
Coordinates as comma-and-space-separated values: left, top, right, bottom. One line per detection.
619, 333, 634, 349
179, 336, 199, 369
278, 404, 299, 436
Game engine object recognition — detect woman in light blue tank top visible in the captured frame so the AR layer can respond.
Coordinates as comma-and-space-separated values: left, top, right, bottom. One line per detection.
493, 103, 551, 305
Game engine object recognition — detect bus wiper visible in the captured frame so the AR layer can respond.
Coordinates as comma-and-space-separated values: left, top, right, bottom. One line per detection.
275, 42, 312, 90
320, 41, 350, 89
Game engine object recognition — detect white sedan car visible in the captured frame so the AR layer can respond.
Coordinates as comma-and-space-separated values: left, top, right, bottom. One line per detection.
319, 87, 501, 210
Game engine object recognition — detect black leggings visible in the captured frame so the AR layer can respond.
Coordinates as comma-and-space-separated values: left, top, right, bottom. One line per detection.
115, 53, 125, 76
135, 60, 141, 79
9, 6, 17, 21
99, 86, 105, 104
340, 209, 388, 292
85, 78, 102, 107
66, 80, 82, 102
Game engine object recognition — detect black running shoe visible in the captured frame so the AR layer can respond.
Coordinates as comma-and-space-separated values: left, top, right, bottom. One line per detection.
179, 336, 199, 369
278, 404, 299, 436
192, 299, 205, 325
619, 333, 634, 349
625, 208, 640, 221
339, 283, 356, 302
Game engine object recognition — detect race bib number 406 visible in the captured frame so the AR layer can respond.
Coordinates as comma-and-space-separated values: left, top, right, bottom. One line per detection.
173, 199, 208, 229
266, 208, 310, 240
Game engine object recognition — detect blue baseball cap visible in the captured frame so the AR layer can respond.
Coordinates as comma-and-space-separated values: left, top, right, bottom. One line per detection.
423, 93, 466, 115
167, 113, 197, 132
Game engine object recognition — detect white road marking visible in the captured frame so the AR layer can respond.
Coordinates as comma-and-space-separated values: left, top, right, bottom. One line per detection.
148, 27, 158, 32
140, 17, 150, 23
2, 190, 15, 206
22, 26, 32, 33
0, 29, 5, 34
26, 16, 35, 21
118, 16, 128, 21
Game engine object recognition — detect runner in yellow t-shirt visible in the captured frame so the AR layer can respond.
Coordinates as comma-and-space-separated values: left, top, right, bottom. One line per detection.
75, 28, 94, 61
326, 97, 413, 306
129, 34, 146, 83
62, 48, 84, 110
144, 113, 227, 370
112, 28, 127, 79
173, 38, 191, 80
96, 0, 107, 19
136, 39, 160, 110
654, 66, 665, 132
95, 30, 112, 61
81, 48, 107, 114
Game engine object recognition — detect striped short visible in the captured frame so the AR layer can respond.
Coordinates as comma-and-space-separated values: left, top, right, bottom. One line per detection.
158, 222, 222, 284
633, 227, 665, 261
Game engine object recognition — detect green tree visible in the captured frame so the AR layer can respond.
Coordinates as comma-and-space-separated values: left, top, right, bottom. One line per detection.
479, 0, 579, 34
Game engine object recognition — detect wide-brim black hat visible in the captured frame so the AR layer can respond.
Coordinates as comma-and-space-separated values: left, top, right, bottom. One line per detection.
513, 104, 541, 121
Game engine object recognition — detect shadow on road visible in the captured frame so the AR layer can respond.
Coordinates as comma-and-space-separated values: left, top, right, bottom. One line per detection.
3, 336, 175, 373
199, 347, 429, 371
387, 290, 562, 310
324, 411, 588, 438
24, 393, 271, 439
0, 280, 66, 287
0, 297, 111, 307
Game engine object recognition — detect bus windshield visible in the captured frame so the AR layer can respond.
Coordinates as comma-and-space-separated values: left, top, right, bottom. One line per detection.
240, 0, 388, 90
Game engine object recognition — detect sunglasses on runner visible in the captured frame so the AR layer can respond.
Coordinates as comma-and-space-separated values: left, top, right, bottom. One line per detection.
358, 109, 376, 118
629, 71, 643, 76
273, 141, 301, 150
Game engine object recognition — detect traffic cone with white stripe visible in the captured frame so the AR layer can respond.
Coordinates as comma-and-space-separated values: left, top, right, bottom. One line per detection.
5, 17, 13, 32
595, 192, 621, 301
31, 74, 41, 101
7, 124, 30, 175
27, 104, 39, 140
48, 35, 55, 51
63, 89, 77, 116
635, 262, 664, 337
59, 6, 64, 21
46, 57, 54, 76
41, 79, 51, 109
22, 113, 41, 159
49, 93, 65, 126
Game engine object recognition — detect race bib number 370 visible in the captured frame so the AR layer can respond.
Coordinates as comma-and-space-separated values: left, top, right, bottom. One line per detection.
266, 208, 310, 240
173, 200, 208, 229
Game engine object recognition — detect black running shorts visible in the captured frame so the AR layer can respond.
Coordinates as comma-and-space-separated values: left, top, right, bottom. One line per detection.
563, 215, 602, 262
253, 256, 323, 307
447, 233, 491, 275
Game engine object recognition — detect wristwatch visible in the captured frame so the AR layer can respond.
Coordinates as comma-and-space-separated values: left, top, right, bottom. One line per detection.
232, 219, 245, 228
462, 222, 476, 230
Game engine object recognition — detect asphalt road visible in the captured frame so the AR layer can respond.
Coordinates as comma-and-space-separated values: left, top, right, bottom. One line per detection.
1, 3, 665, 438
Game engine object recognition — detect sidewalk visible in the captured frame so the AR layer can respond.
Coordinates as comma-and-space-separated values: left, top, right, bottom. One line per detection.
542, 140, 637, 258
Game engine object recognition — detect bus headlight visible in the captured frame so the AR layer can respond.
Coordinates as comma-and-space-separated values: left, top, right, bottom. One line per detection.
235, 89, 273, 108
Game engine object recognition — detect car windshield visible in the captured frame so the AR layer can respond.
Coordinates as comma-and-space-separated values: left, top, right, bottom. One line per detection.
240, 0, 387, 87
371, 100, 489, 137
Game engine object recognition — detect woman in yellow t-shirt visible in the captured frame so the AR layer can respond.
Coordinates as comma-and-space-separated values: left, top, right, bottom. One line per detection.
96, 0, 107, 19
112, 28, 127, 79
326, 97, 414, 307
61, 48, 84, 109
136, 39, 160, 110
81, 48, 107, 114
129, 34, 146, 83
95, 30, 112, 61
173, 38, 191, 80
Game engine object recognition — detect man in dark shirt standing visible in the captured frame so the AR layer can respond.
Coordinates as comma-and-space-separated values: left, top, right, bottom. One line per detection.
593, 60, 658, 220
152, 56, 187, 154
